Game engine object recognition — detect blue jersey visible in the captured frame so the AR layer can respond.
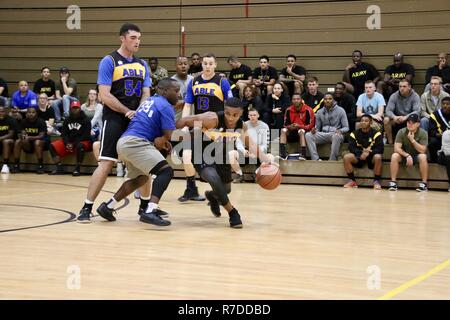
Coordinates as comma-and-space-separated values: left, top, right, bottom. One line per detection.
122, 95, 175, 142
12, 90, 38, 110
97, 51, 151, 120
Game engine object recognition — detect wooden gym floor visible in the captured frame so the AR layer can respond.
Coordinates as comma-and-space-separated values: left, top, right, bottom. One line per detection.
0, 173, 450, 300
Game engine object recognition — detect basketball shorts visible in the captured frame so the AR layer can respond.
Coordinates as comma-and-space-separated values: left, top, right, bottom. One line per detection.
117, 135, 166, 179
99, 117, 129, 161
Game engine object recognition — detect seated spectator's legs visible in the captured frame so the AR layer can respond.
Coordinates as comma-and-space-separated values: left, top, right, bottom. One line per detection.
279, 128, 289, 158
1, 138, 14, 169
372, 154, 383, 179
74, 141, 92, 175
417, 153, 429, 184
62, 95, 78, 119
428, 136, 441, 163
420, 117, 430, 132
266, 84, 274, 95
390, 152, 402, 182
343, 152, 357, 178
51, 99, 63, 122
383, 117, 393, 144
330, 133, 344, 160
305, 132, 333, 160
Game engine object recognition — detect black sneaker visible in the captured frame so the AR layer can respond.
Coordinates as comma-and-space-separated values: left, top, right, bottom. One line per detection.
177, 187, 206, 202
96, 202, 116, 221
138, 207, 168, 216
416, 182, 428, 192
233, 173, 244, 183
388, 181, 398, 191
140, 209, 171, 226
72, 170, 80, 177
10, 165, 20, 174
77, 207, 92, 224
49, 165, 64, 175
36, 165, 45, 174
229, 209, 243, 228
205, 191, 221, 217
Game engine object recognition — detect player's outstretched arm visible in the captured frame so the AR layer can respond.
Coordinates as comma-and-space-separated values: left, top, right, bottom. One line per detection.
176, 112, 218, 130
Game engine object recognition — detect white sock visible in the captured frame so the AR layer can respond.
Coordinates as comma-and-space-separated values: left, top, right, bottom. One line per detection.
106, 197, 118, 209
236, 169, 243, 176
146, 202, 159, 213
84, 199, 94, 205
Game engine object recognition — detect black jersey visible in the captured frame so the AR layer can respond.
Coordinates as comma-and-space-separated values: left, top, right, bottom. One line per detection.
102, 51, 149, 120
187, 74, 233, 115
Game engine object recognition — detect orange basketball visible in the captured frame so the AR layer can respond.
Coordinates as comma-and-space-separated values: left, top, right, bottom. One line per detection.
256, 164, 282, 190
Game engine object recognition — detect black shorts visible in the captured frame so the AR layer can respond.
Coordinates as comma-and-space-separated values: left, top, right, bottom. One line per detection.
22, 138, 49, 154
99, 117, 129, 161
287, 129, 303, 143
194, 163, 233, 184
352, 154, 376, 170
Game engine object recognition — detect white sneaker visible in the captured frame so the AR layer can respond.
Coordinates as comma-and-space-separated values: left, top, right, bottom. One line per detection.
116, 162, 124, 177
1, 164, 9, 174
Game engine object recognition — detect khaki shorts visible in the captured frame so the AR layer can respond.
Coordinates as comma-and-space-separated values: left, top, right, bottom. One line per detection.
116, 135, 165, 179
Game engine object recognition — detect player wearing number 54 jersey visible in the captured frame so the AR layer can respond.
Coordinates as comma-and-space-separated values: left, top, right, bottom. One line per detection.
77, 23, 151, 223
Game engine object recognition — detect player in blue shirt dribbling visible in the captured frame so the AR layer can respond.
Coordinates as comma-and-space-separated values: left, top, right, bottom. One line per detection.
95, 78, 180, 226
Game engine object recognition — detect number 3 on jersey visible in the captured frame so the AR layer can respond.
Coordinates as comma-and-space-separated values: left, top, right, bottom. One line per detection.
197, 97, 210, 111
125, 80, 142, 97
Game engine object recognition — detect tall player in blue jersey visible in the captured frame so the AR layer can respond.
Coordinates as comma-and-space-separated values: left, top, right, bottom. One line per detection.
178, 53, 234, 203
95, 78, 179, 226
77, 23, 152, 223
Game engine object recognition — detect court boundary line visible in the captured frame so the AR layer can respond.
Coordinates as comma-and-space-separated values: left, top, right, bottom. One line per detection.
378, 259, 450, 300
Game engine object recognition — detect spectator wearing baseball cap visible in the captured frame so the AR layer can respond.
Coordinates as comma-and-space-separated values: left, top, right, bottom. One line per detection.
51, 66, 79, 122
49, 98, 92, 176
389, 112, 429, 192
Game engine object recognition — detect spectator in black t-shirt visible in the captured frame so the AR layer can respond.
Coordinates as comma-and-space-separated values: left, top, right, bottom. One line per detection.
11, 107, 48, 174
252, 55, 278, 98
0, 77, 8, 107
343, 50, 380, 99
241, 84, 264, 121
279, 54, 306, 98
425, 53, 450, 93
301, 77, 324, 113
263, 82, 290, 129
0, 105, 17, 174
188, 53, 203, 77
334, 82, 357, 132
49, 100, 92, 176
377, 53, 415, 101
227, 55, 253, 98
33, 67, 56, 102
37, 93, 57, 136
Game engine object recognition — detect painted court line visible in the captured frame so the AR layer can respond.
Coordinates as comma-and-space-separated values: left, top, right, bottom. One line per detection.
378, 258, 450, 300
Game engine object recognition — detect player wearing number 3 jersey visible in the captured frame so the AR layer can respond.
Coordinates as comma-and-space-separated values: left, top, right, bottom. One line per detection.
77, 23, 151, 223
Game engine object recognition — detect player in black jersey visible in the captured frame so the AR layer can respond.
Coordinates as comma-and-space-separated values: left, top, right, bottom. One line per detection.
77, 23, 152, 223
177, 97, 274, 228
176, 53, 234, 203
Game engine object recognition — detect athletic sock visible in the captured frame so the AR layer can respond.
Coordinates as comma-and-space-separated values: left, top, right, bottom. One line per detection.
186, 175, 196, 190
236, 169, 243, 176
300, 146, 307, 156
347, 172, 355, 181
146, 202, 159, 213
140, 197, 150, 210
83, 200, 94, 211
374, 175, 381, 181
106, 197, 118, 209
